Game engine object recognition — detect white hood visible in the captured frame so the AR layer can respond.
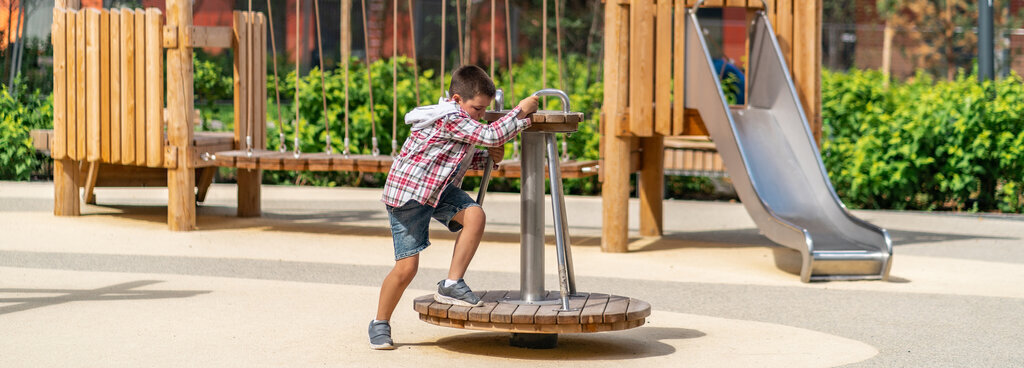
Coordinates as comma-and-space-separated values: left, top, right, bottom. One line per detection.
404, 98, 461, 132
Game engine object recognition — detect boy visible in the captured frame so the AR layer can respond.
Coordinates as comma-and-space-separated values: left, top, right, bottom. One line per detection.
369, 65, 540, 350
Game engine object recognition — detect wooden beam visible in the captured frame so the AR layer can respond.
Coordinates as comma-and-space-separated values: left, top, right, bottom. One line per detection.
653, 0, 672, 136
166, 0, 197, 231
602, 0, 631, 252
52, 9, 67, 161
120, 9, 136, 165
75, 10, 86, 160
628, 0, 654, 136
674, 0, 687, 136
638, 135, 663, 236
192, 26, 234, 49
109, 11, 121, 164
100, 10, 111, 163
54, 158, 80, 216
83, 161, 99, 204
86, 9, 101, 162
146, 9, 164, 168
134, 9, 147, 165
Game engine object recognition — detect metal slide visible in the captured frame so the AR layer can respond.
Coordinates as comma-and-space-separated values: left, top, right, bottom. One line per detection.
685, 6, 892, 282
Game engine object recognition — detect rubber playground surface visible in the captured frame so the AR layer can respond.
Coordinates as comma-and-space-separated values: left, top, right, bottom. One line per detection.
1, 181, 1022, 367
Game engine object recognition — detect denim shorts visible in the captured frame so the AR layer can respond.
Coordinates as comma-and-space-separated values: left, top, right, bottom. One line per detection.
386, 184, 481, 260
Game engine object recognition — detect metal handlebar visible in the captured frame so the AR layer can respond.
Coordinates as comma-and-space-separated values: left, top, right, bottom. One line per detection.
494, 89, 504, 111
530, 88, 571, 113
476, 156, 494, 205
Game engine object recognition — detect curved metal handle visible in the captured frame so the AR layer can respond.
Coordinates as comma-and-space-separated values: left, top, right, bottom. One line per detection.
691, 0, 705, 13
530, 88, 571, 113
493, 88, 504, 111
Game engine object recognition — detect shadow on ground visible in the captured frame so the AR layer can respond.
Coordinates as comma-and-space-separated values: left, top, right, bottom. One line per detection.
0, 280, 210, 315
422, 327, 703, 360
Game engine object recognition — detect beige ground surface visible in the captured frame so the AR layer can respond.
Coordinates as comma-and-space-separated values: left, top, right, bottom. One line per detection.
1, 181, 1022, 367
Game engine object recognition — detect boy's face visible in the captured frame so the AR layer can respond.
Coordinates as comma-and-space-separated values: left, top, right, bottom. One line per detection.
453, 94, 493, 121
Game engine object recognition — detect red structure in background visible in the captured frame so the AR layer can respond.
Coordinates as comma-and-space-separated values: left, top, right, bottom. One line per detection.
73, 0, 510, 70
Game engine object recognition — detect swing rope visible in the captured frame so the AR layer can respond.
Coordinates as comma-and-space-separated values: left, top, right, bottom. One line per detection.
313, 0, 332, 154
292, 0, 302, 157
440, 1, 447, 98
392, 0, 398, 156
265, 0, 287, 153
245, 0, 255, 156
359, 0, 380, 156
408, 0, 421, 105
342, 0, 351, 156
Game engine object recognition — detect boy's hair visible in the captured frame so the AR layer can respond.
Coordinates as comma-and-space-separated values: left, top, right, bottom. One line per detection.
448, 65, 496, 100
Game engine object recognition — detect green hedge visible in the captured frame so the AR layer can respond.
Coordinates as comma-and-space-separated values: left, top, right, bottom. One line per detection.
822, 69, 1024, 212
7, 56, 1024, 213
0, 79, 53, 181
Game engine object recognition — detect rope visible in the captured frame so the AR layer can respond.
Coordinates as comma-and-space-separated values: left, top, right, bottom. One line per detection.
440, 0, 446, 97
392, 0, 398, 156
504, 0, 514, 104
359, 0, 380, 155
464, 0, 472, 67
505, 0, 518, 160
266, 0, 287, 152
555, 0, 568, 160
455, 0, 463, 69
292, 0, 301, 157
246, 0, 254, 156
408, 0, 421, 105
493, 0, 497, 77
313, 0, 331, 154
342, 0, 351, 156
541, 0, 547, 107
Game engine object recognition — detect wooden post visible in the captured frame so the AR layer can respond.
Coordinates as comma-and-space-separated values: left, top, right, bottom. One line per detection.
54, 159, 80, 216
638, 135, 663, 236
166, 0, 196, 231
234, 11, 261, 218
793, 0, 821, 143
601, 0, 630, 253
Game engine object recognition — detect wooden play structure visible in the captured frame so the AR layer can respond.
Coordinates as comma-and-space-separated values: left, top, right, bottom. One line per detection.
42, 0, 598, 231
600, 0, 823, 252
41, 0, 890, 283
603, 0, 891, 282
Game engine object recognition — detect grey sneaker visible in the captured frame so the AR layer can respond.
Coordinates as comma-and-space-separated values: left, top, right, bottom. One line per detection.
434, 279, 483, 307
368, 320, 395, 350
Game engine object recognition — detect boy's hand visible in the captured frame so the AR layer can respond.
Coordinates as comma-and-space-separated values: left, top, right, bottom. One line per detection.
517, 96, 540, 118
487, 146, 505, 164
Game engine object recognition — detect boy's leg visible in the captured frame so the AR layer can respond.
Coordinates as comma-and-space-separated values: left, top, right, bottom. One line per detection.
375, 254, 420, 321
447, 206, 485, 280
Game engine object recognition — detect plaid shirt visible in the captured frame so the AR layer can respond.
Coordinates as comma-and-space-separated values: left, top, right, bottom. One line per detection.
382, 104, 530, 208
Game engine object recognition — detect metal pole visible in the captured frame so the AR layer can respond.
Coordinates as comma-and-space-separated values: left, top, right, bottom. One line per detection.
520, 132, 546, 302
545, 133, 574, 311
979, 0, 994, 81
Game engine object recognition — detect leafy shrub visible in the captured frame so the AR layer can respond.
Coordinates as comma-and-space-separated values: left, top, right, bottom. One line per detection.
0, 79, 53, 180
821, 69, 1024, 212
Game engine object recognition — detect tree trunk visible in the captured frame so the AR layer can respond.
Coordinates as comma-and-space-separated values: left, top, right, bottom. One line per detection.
882, 20, 893, 86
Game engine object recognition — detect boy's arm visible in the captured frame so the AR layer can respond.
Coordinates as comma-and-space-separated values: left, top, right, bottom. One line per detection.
445, 107, 531, 147
468, 148, 496, 170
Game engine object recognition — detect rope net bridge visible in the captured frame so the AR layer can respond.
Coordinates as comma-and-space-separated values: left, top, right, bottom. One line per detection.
207, 0, 599, 179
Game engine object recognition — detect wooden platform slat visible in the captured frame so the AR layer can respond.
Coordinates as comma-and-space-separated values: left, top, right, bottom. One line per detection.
489, 290, 520, 324
579, 293, 610, 324
467, 290, 508, 323
556, 293, 590, 326
626, 299, 652, 321
602, 295, 630, 323
415, 290, 649, 334
483, 110, 584, 124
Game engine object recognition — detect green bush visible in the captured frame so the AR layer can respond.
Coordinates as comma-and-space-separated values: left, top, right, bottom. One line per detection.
0, 79, 53, 181
822, 69, 1024, 212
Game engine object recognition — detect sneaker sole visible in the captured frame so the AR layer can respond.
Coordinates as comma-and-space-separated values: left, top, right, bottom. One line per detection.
370, 342, 395, 350
434, 292, 484, 307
